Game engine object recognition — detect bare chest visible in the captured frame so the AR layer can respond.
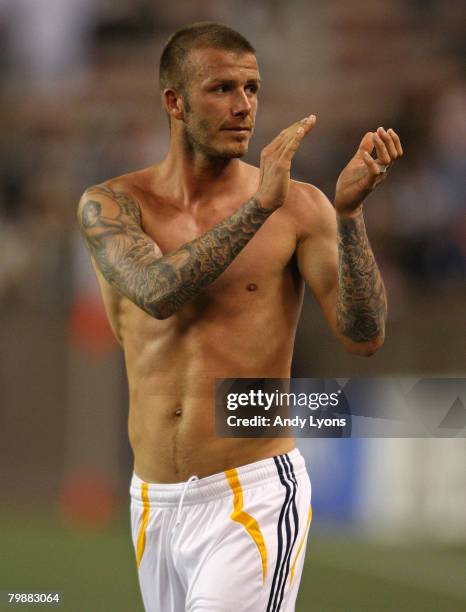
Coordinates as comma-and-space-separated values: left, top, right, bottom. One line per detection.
139, 199, 298, 293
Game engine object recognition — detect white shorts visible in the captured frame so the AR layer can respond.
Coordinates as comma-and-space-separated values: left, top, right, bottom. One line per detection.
129, 448, 312, 612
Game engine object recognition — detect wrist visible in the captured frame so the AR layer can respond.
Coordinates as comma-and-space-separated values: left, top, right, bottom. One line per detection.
335, 204, 364, 220
253, 193, 278, 213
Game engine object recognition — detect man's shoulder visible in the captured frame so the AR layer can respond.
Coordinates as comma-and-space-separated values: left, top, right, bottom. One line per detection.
288, 179, 329, 207
86, 165, 157, 198
80, 166, 161, 221
286, 179, 335, 228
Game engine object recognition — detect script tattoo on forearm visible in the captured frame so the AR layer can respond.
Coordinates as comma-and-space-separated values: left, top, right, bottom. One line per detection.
336, 213, 387, 342
78, 186, 272, 319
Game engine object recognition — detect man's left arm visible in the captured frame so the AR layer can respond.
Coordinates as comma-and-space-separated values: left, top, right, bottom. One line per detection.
297, 126, 403, 356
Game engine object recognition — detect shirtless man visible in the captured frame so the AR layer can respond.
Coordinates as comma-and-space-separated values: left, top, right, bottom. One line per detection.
78, 21, 402, 612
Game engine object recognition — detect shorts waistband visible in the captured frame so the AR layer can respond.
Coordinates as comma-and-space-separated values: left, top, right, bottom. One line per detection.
130, 448, 306, 507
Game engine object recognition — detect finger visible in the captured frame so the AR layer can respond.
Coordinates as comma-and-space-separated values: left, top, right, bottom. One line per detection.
281, 115, 315, 147
388, 128, 403, 157
358, 132, 375, 155
362, 151, 386, 176
264, 116, 309, 154
263, 130, 286, 155
281, 115, 316, 162
282, 114, 316, 149
373, 130, 391, 165
264, 115, 315, 159
377, 126, 398, 159
299, 114, 317, 133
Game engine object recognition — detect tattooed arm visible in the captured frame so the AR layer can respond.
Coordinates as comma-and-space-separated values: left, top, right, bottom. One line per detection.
296, 184, 385, 356
336, 211, 386, 345
297, 127, 401, 355
77, 184, 273, 319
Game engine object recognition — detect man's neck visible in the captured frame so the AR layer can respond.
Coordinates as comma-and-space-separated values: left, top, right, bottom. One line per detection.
158, 136, 244, 208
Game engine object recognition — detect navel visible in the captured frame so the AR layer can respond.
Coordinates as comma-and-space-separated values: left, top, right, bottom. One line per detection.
246, 283, 258, 292
174, 408, 182, 417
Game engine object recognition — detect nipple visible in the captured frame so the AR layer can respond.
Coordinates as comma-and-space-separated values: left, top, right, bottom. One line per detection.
246, 283, 258, 292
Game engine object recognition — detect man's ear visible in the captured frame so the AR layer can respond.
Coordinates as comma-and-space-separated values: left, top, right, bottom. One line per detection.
163, 89, 185, 121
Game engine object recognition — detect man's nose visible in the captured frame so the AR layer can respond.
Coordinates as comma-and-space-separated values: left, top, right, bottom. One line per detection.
231, 90, 252, 116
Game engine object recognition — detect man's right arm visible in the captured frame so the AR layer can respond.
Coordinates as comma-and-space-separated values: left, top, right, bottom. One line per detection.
77, 115, 316, 319
78, 185, 272, 319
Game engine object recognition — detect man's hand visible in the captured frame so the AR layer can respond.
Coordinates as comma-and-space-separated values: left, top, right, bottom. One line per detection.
255, 114, 317, 210
335, 127, 403, 218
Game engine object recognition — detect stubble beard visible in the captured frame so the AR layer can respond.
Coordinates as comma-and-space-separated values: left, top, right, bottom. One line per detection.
183, 116, 248, 161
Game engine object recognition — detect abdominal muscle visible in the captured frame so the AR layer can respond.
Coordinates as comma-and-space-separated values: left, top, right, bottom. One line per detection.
123, 293, 300, 483
129, 392, 295, 484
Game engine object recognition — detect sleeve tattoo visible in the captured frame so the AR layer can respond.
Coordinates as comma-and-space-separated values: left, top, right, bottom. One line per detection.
336, 213, 387, 343
78, 186, 273, 319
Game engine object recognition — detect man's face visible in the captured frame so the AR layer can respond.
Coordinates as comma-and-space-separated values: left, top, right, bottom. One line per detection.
180, 48, 260, 159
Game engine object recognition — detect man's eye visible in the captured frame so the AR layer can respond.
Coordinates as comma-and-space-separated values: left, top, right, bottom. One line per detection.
214, 85, 227, 93
246, 85, 258, 94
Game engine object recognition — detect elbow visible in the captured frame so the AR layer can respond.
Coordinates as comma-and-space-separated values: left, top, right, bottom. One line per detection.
147, 299, 177, 320
343, 332, 385, 357
337, 309, 386, 357
351, 340, 383, 357
139, 290, 182, 320
152, 311, 172, 321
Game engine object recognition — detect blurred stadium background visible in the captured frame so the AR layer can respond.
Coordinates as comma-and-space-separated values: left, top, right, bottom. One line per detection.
0, 1, 465, 610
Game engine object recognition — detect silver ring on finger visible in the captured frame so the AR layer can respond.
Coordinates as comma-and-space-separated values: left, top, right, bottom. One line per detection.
378, 164, 389, 173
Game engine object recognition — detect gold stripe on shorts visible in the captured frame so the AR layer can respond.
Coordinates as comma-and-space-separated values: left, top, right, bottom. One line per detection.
136, 482, 150, 569
225, 468, 268, 583
290, 505, 312, 584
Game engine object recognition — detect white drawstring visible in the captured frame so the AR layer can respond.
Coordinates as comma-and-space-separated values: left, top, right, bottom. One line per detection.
175, 475, 199, 526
